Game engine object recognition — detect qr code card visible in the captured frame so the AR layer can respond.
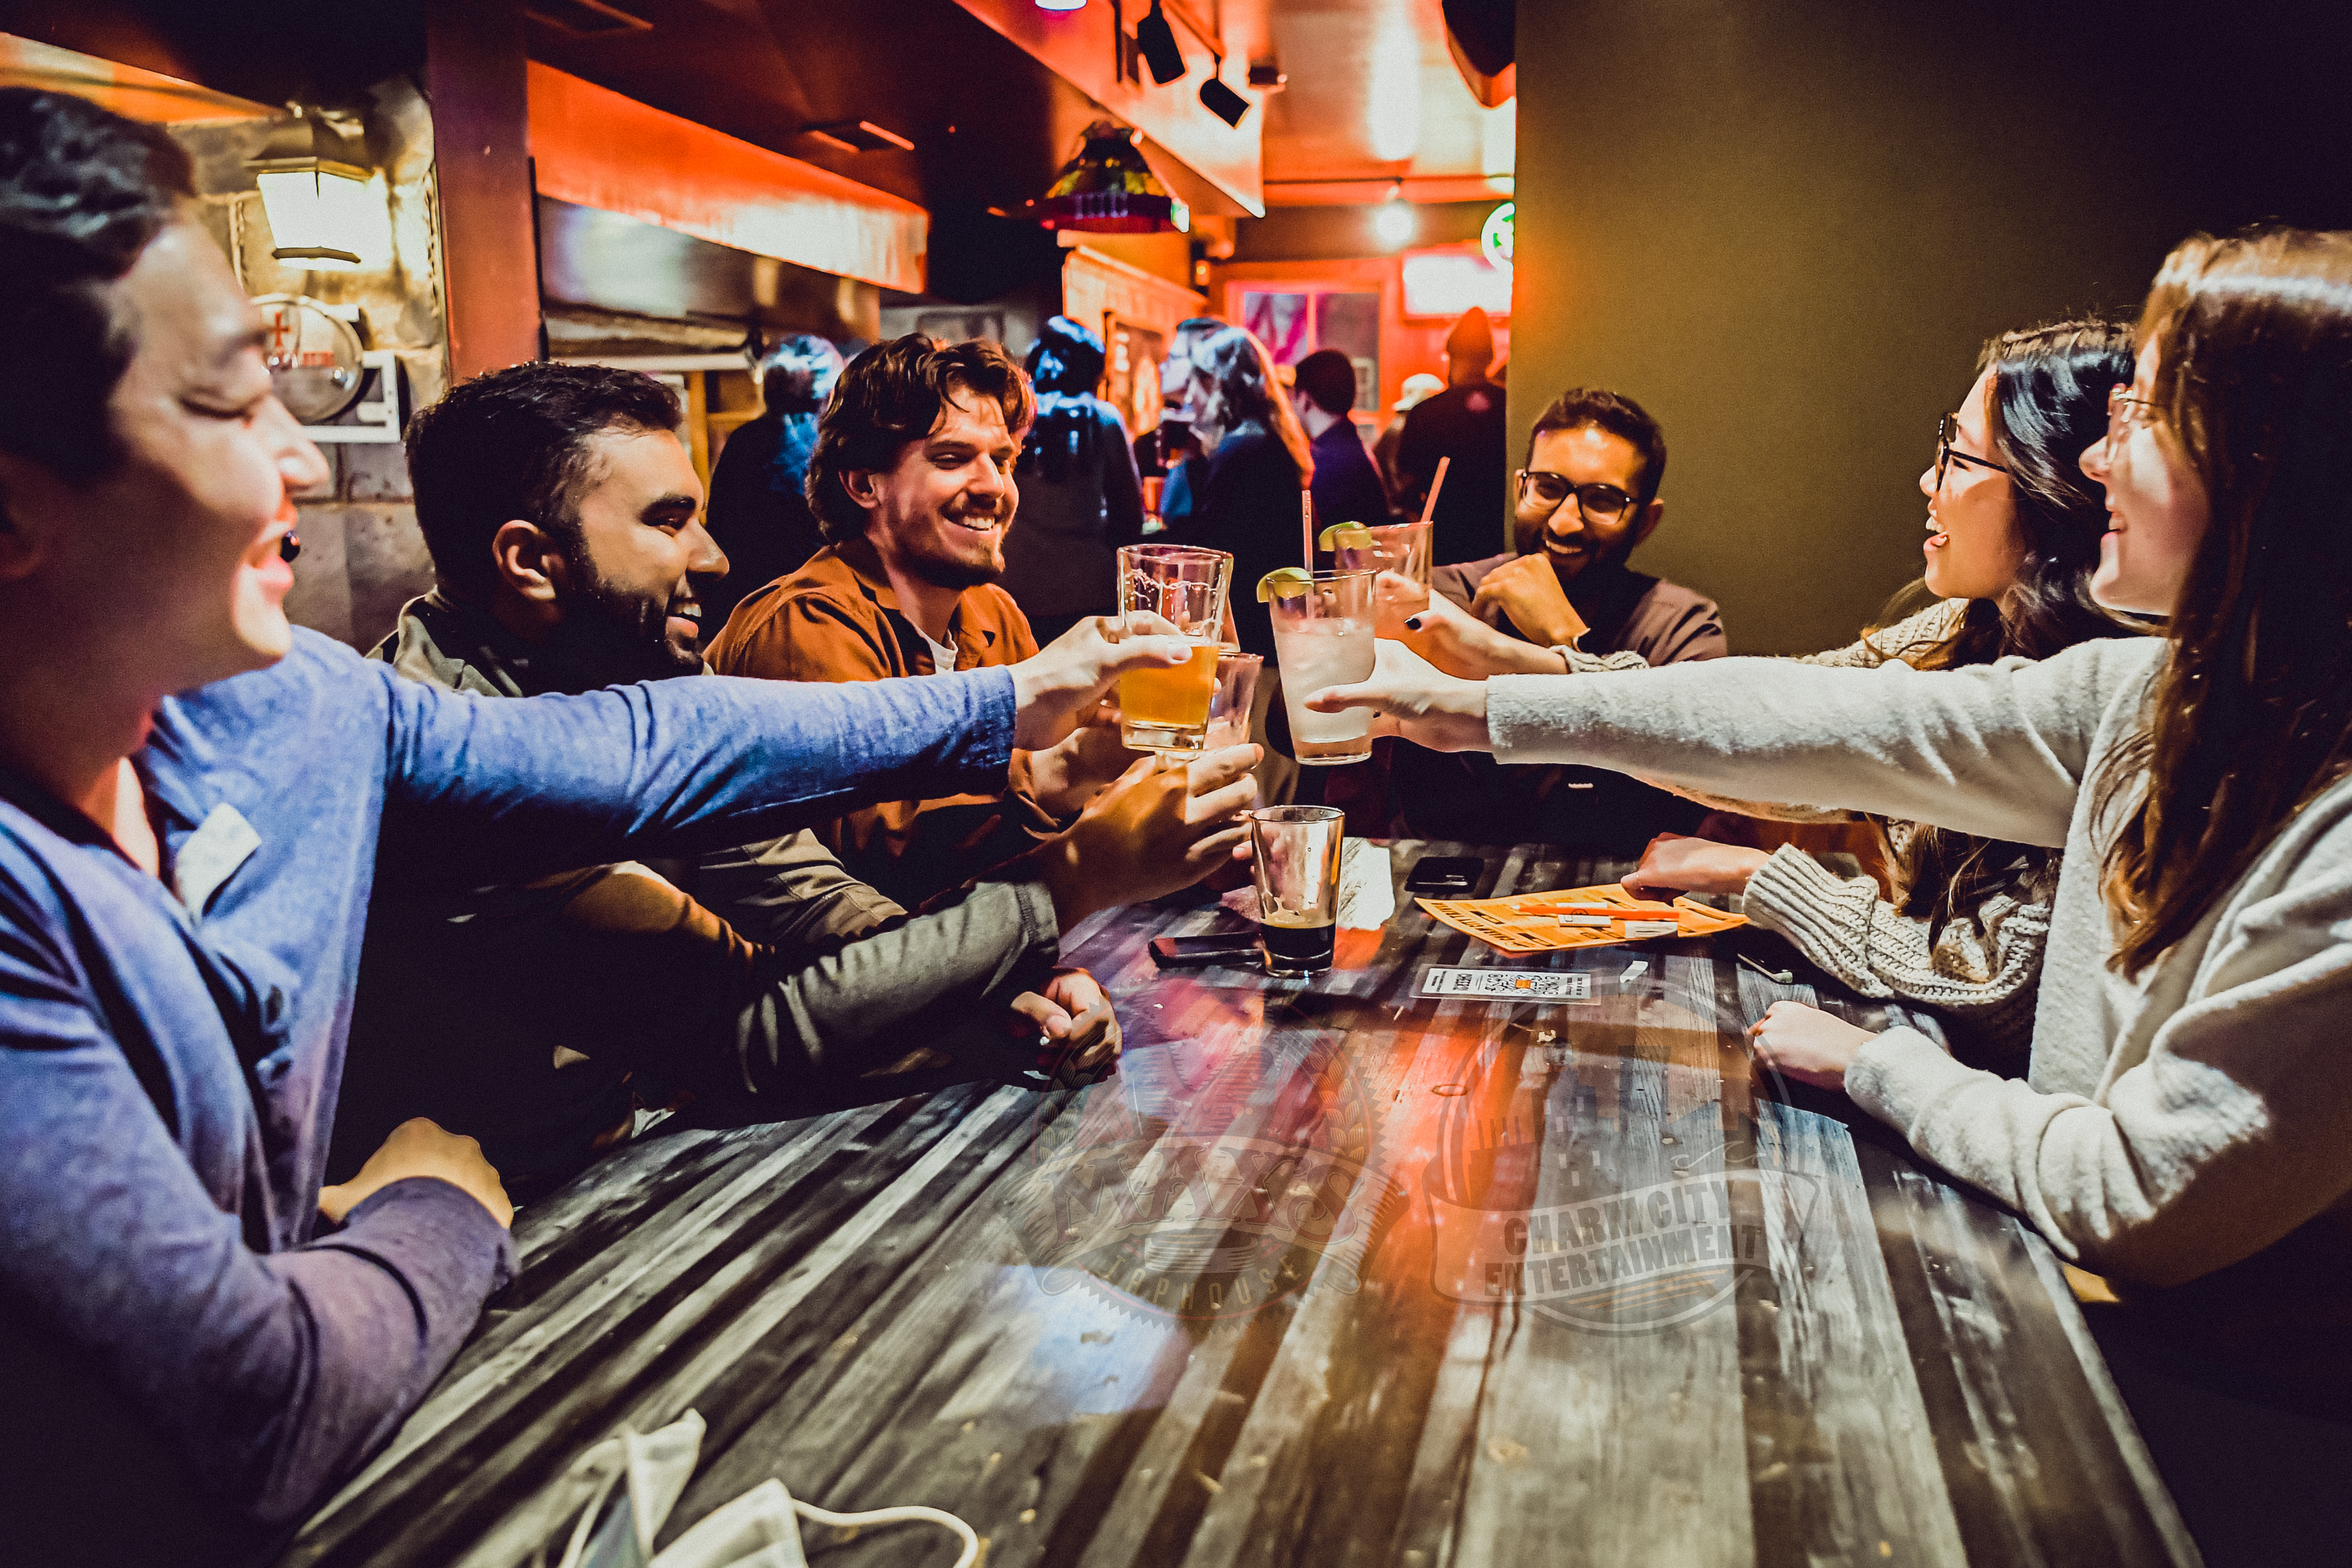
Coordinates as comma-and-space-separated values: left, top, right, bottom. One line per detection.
1419, 967, 1594, 1000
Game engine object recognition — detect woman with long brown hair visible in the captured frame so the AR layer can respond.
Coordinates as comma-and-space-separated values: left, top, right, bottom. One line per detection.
1318, 228, 2352, 1298
1166, 323, 1313, 660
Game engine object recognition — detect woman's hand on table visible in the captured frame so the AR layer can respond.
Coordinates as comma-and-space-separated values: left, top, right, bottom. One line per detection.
1302, 639, 1493, 752
1746, 1002, 1874, 1092
1388, 579, 1569, 678
1623, 833, 1771, 898
1032, 742, 1261, 927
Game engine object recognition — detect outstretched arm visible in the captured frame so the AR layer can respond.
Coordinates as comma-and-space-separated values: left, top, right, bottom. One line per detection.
1308, 636, 2167, 850
375, 613, 1197, 891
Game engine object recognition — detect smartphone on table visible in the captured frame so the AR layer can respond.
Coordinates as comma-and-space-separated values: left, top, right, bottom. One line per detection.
1147, 932, 1261, 969
1403, 855, 1483, 895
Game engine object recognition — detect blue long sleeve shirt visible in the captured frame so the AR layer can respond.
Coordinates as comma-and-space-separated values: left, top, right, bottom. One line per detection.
0, 631, 1017, 1537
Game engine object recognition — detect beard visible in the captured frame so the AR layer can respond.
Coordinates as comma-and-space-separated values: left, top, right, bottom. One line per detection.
896, 501, 1009, 592
538, 567, 704, 692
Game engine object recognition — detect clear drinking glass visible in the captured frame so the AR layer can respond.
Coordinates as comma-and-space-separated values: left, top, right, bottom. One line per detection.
1268, 569, 1377, 766
1116, 544, 1233, 753
1205, 650, 1262, 750
1248, 805, 1346, 975
1330, 520, 1433, 588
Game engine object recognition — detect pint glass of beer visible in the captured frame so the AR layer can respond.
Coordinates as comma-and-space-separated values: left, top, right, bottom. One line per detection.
1247, 805, 1346, 975
1116, 544, 1233, 753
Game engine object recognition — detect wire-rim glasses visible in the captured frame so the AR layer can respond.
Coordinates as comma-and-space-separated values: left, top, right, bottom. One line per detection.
2105, 384, 2161, 446
1515, 470, 1639, 526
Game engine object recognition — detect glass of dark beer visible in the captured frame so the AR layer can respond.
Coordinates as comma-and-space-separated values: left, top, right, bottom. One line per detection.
1247, 805, 1346, 975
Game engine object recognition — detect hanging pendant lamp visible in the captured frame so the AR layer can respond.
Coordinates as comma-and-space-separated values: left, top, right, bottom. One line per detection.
1024, 121, 1190, 235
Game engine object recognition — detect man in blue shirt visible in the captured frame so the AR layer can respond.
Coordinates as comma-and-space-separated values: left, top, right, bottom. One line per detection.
0, 89, 1204, 1562
1292, 348, 1393, 530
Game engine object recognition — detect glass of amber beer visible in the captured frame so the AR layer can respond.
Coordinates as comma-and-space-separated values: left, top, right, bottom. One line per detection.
1116, 544, 1233, 753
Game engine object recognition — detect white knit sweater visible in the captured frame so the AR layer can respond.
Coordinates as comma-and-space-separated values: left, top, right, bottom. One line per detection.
1486, 637, 2352, 1288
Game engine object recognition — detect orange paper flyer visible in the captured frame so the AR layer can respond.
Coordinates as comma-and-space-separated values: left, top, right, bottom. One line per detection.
1416, 882, 1748, 955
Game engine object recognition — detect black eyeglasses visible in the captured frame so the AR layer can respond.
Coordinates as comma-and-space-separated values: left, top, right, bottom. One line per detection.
1935, 413, 2010, 490
1515, 470, 1640, 526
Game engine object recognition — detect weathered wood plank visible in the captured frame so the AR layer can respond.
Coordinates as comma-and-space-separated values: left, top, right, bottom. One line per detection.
274, 843, 2192, 1568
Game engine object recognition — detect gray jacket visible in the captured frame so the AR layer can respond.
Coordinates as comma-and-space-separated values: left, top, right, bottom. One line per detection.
329, 593, 1061, 1190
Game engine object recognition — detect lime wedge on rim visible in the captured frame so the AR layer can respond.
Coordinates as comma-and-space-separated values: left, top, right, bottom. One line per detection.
1317, 523, 1375, 551
1256, 567, 1316, 602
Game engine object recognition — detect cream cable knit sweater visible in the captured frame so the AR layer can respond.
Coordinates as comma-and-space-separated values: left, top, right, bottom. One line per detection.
1485, 637, 2352, 1288
1562, 600, 2052, 1059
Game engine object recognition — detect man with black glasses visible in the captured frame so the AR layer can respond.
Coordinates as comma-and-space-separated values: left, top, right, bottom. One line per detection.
1391, 388, 1726, 851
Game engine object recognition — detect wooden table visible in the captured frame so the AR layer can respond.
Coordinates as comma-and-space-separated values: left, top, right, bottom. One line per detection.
281, 844, 2201, 1568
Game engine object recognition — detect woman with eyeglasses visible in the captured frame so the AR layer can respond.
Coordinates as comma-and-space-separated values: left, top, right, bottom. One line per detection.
1316, 228, 2352, 1307
1395, 322, 2136, 1061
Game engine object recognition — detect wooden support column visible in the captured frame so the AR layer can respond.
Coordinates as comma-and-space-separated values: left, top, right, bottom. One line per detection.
425, 0, 539, 379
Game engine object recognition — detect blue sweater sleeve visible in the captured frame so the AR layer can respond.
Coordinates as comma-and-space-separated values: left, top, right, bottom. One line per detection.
374, 659, 1019, 889
0, 944, 511, 1524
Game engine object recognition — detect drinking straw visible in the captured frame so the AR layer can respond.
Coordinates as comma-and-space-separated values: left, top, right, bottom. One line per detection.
1419, 455, 1452, 526
1301, 490, 1315, 572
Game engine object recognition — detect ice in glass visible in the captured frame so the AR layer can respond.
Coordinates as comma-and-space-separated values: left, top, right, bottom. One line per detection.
1267, 569, 1376, 766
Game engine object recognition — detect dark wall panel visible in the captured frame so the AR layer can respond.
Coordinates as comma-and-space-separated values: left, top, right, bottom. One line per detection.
1509, 0, 2352, 654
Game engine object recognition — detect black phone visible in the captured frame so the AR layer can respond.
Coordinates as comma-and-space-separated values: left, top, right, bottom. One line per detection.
1148, 933, 1260, 968
1404, 855, 1483, 894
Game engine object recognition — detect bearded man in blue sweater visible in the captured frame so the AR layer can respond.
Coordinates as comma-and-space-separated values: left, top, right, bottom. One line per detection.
0, 89, 1215, 1564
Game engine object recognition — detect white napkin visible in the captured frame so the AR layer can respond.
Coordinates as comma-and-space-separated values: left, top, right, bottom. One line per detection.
1222, 837, 1394, 930
546, 1410, 978, 1568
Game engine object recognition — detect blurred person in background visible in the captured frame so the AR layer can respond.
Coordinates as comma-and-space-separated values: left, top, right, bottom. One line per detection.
703, 333, 844, 637
1000, 316, 1145, 643
1149, 315, 1226, 529
1375, 371, 1445, 508
1292, 347, 1392, 530
1165, 324, 1315, 659
1396, 306, 1509, 563
1165, 323, 1316, 802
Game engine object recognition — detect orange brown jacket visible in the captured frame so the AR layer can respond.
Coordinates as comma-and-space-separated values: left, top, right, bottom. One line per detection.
707, 536, 1056, 907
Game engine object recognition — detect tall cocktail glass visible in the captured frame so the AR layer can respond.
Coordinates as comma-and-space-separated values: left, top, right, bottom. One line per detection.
1329, 520, 1433, 588
1116, 544, 1233, 753
1268, 570, 1377, 766
1248, 805, 1346, 975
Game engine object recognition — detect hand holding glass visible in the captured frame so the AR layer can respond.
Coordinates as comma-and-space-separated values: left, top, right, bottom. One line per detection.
1116, 544, 1233, 753
1269, 570, 1377, 765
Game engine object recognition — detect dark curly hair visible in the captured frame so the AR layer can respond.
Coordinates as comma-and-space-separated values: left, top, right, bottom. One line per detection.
808, 335, 1034, 544
405, 361, 683, 599
1526, 387, 1667, 503
1863, 318, 2139, 937
0, 88, 193, 480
